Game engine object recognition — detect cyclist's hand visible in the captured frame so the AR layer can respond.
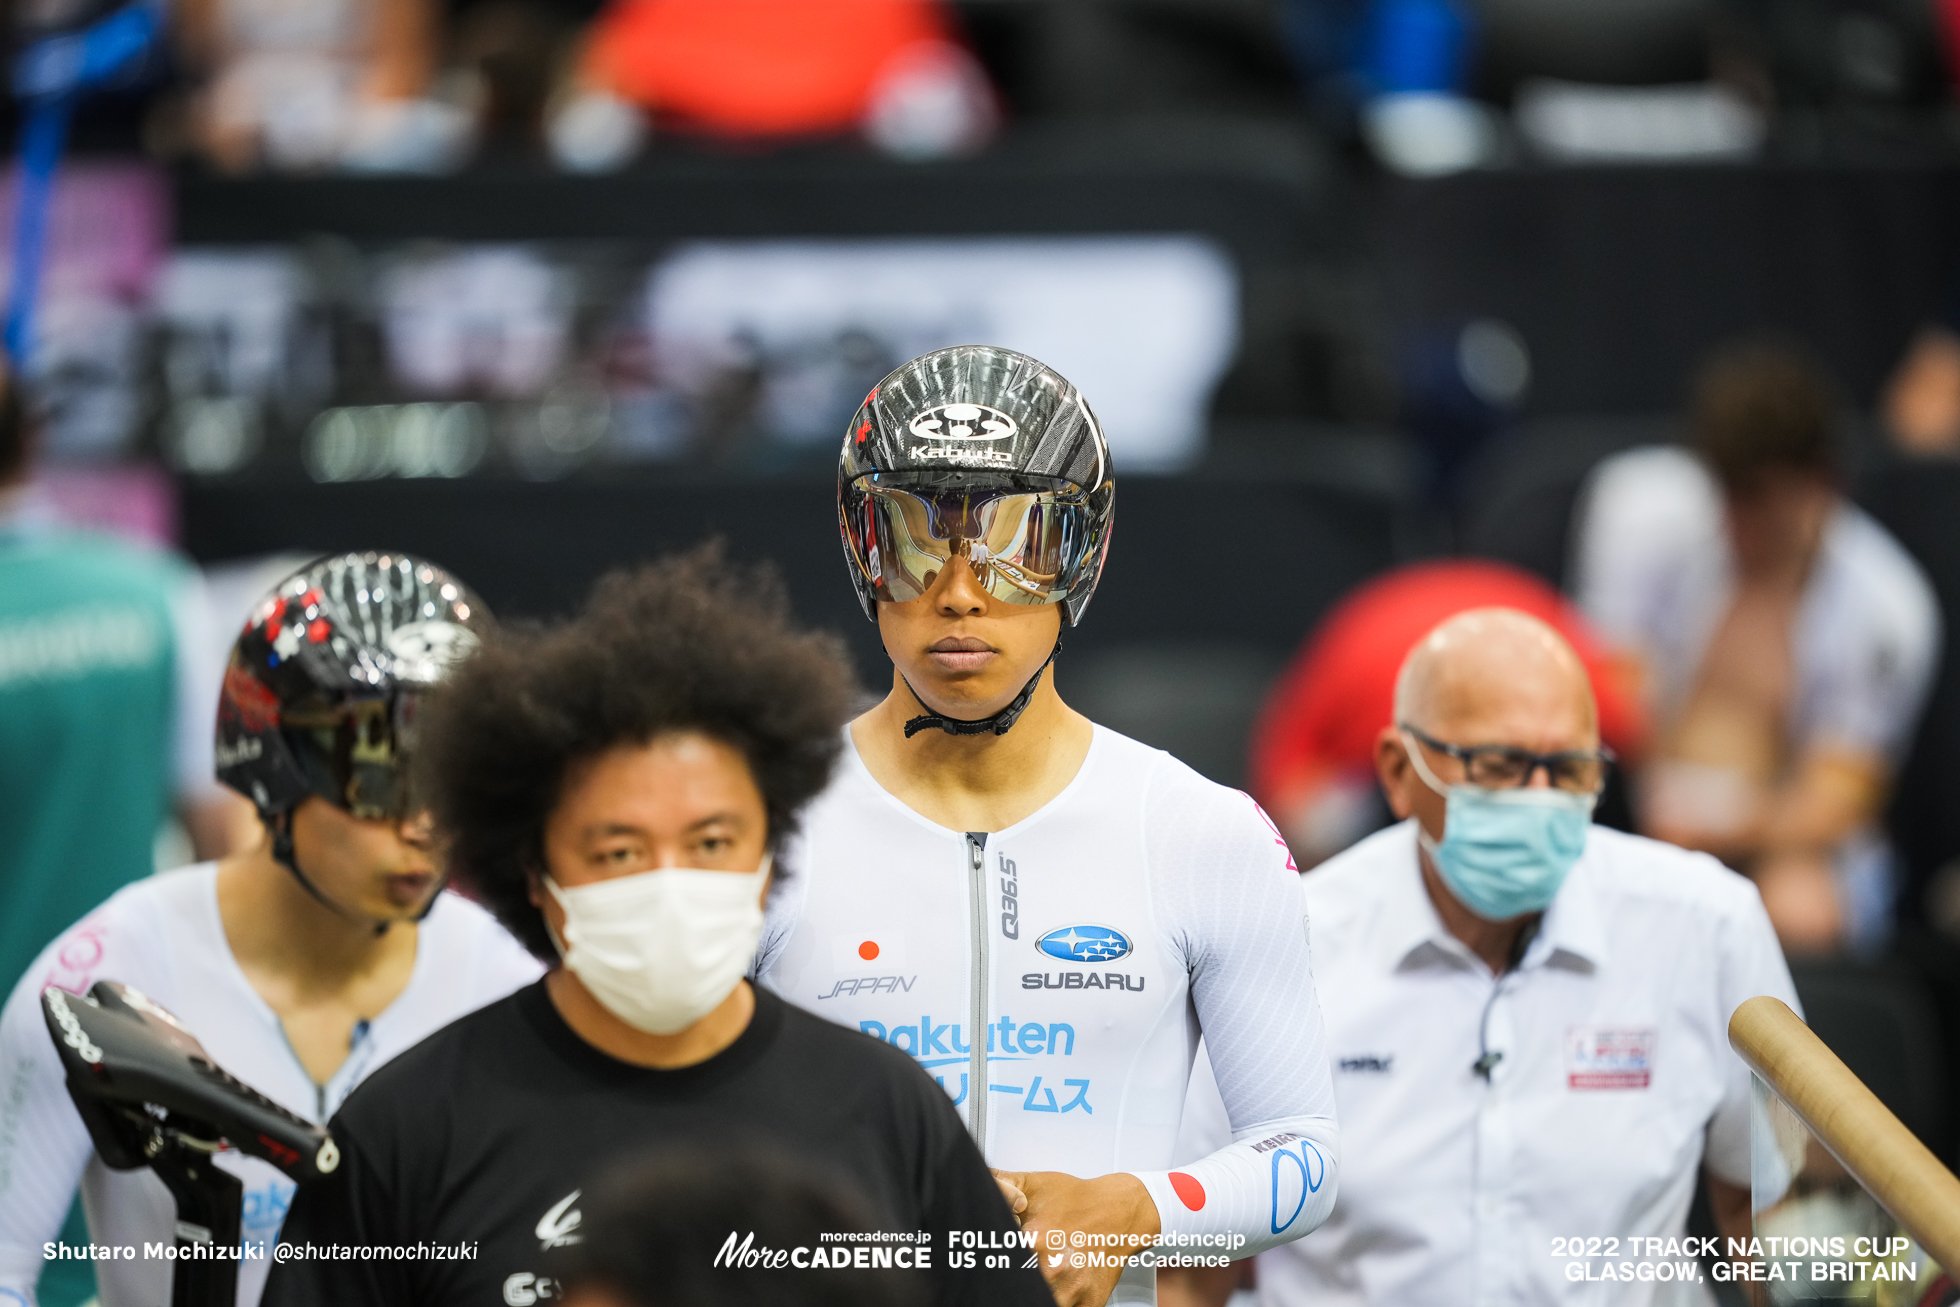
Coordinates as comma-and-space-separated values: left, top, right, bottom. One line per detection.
994, 1169, 1160, 1307
990, 1167, 1028, 1223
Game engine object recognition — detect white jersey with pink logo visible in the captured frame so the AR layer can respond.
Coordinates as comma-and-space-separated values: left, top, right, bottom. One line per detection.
0, 863, 542, 1307
756, 725, 1340, 1304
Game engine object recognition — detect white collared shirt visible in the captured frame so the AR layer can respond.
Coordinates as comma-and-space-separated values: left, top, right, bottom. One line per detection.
1178, 819, 1798, 1306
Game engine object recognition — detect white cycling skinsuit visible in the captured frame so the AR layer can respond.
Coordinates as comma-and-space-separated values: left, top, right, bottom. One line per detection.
0, 863, 542, 1307
756, 726, 1340, 1304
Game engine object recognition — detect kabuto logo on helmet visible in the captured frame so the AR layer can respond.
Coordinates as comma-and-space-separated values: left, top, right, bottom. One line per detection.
907, 403, 1018, 442
908, 402, 1018, 466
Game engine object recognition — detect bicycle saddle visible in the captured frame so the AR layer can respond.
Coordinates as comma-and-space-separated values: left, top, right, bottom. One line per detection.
41, 980, 338, 1182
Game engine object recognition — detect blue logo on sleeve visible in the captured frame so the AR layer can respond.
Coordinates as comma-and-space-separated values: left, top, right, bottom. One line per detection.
1035, 925, 1132, 963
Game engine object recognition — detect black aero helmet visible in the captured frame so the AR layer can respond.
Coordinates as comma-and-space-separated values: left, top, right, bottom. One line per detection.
217, 552, 488, 825
838, 345, 1115, 628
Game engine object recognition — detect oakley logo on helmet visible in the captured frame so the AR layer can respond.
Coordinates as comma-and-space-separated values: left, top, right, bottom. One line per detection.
907, 402, 1018, 442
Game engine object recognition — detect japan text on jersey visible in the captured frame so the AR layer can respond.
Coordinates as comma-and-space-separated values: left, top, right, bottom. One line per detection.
808, 841, 1160, 1131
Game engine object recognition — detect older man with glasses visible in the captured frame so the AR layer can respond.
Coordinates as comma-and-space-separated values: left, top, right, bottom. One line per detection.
1162, 606, 1799, 1307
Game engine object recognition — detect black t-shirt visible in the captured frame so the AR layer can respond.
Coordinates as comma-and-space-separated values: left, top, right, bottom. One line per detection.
262, 981, 1049, 1307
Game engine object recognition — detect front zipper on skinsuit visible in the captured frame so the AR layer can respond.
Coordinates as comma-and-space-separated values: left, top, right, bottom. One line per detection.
965, 830, 989, 1152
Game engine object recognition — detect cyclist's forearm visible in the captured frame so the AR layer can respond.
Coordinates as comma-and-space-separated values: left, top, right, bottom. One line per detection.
1132, 1111, 1339, 1259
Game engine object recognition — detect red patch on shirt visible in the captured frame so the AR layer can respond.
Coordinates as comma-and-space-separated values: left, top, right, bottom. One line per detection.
1169, 1172, 1206, 1211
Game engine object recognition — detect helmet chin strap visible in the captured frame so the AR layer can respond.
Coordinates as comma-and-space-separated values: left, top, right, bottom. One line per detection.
902, 635, 1062, 739
269, 811, 440, 937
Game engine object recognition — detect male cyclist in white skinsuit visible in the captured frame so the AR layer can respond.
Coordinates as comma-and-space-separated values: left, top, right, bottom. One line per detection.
0, 554, 540, 1307
756, 346, 1340, 1307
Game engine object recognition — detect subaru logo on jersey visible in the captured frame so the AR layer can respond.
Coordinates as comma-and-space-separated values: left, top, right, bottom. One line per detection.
1035, 925, 1132, 963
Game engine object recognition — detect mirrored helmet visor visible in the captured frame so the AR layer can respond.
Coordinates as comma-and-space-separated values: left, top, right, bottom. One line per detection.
843, 478, 1089, 606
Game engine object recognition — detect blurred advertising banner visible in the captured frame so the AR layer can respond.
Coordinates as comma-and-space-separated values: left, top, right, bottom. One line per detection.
140, 234, 1239, 480
643, 236, 1240, 472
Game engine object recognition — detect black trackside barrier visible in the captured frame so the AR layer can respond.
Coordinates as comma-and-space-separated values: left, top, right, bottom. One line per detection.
40, 981, 337, 1307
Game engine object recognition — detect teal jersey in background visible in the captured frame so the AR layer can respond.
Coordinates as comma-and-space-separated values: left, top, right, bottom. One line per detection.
0, 529, 185, 995
0, 527, 188, 1307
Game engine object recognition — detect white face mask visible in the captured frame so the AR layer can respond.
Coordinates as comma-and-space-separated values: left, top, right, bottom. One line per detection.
545, 855, 772, 1036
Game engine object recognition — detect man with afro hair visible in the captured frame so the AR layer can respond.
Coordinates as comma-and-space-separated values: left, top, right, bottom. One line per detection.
263, 546, 1051, 1307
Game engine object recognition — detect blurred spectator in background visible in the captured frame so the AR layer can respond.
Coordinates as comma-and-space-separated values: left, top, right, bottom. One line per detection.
447, 0, 598, 160
1250, 559, 1646, 868
1573, 339, 1940, 954
549, 0, 996, 171
0, 365, 244, 1307
1882, 313, 1960, 458
0, 365, 241, 993
176, 0, 472, 172
553, 1148, 927, 1307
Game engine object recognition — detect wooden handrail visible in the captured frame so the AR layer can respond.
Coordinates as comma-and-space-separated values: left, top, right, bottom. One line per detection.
1729, 995, 1960, 1272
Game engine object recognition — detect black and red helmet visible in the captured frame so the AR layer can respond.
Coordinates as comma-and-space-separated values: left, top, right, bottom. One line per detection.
217, 552, 488, 823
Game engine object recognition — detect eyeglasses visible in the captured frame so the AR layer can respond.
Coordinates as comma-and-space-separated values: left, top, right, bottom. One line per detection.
1398, 723, 1613, 795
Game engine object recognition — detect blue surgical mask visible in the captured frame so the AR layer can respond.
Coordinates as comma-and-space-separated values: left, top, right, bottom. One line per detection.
1402, 731, 1595, 921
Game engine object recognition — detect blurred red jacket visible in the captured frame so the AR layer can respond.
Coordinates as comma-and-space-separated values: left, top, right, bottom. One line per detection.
584, 0, 955, 137
1249, 559, 1648, 817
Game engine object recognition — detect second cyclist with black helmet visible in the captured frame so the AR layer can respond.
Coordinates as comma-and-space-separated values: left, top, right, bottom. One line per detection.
756, 346, 1341, 1307
0, 554, 541, 1307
